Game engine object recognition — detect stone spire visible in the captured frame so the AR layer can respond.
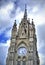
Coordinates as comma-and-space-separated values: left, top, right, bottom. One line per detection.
24, 4, 27, 19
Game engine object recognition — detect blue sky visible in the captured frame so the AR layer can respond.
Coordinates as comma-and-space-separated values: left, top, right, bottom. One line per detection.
0, 0, 45, 65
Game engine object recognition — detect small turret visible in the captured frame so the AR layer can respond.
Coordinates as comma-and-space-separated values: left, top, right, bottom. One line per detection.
12, 20, 17, 30
12, 20, 17, 38
31, 19, 35, 29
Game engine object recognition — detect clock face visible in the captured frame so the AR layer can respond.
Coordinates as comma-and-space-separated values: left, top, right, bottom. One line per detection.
17, 47, 27, 56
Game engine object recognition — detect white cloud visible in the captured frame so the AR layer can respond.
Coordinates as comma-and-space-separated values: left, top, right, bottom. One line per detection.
0, 2, 15, 35
39, 53, 45, 65
28, 13, 45, 26
34, 14, 45, 26
26, 5, 45, 26
32, 6, 39, 13
0, 40, 10, 47
4, 29, 12, 38
37, 39, 45, 51
15, 7, 24, 22
0, 2, 14, 20
0, 39, 11, 65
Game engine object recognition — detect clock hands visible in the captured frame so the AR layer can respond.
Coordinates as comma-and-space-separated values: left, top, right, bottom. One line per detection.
18, 47, 27, 56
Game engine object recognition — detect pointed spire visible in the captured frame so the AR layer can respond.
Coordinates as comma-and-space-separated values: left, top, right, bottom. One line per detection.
24, 4, 27, 19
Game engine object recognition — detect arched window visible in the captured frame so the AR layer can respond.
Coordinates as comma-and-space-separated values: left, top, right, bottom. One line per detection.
24, 29, 26, 34
22, 61, 26, 65
17, 61, 20, 65
9, 60, 13, 65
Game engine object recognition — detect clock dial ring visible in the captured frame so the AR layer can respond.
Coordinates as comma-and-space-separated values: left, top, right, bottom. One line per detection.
17, 47, 27, 56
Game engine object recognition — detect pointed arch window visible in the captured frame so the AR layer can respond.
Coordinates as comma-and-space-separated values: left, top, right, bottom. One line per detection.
9, 60, 13, 65
17, 61, 20, 65
22, 61, 26, 65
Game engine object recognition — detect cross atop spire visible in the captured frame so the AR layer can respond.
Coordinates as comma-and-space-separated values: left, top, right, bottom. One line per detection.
24, 4, 27, 19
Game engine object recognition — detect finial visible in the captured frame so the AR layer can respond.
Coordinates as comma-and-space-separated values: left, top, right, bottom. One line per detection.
32, 19, 33, 21
15, 20, 17, 26
32, 19, 34, 25
13, 20, 17, 28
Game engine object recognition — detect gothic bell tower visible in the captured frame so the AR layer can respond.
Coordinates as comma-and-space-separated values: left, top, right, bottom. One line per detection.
6, 5, 40, 65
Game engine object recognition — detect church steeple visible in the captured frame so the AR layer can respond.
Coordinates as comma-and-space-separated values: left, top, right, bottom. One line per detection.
6, 5, 40, 65
24, 4, 27, 19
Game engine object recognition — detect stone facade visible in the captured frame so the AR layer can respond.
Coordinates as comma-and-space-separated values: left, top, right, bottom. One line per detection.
6, 6, 40, 65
